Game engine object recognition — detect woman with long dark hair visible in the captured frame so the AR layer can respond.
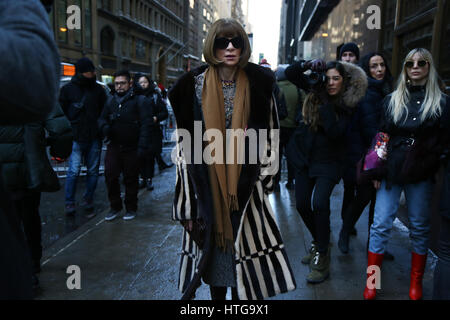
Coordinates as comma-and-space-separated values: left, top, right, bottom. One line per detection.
168, 18, 296, 300
364, 48, 450, 300
338, 52, 394, 255
285, 60, 367, 283
134, 74, 168, 190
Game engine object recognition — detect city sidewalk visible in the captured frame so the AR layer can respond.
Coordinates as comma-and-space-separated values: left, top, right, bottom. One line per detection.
36, 167, 436, 300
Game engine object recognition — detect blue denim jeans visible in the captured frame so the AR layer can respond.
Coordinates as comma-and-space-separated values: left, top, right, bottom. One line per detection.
369, 180, 433, 255
65, 140, 101, 205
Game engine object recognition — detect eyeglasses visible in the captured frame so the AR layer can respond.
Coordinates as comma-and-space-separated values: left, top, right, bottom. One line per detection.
405, 60, 428, 68
214, 36, 243, 50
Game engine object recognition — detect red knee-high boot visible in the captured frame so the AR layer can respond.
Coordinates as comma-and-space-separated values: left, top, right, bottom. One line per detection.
363, 251, 384, 300
409, 252, 427, 300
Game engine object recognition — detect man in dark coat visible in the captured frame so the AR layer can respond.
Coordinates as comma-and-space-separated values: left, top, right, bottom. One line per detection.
98, 70, 152, 221
275, 65, 303, 190
338, 42, 361, 236
59, 57, 107, 216
0, 0, 61, 299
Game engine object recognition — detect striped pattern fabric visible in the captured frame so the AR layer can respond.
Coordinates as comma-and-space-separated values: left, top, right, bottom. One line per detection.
172, 96, 296, 299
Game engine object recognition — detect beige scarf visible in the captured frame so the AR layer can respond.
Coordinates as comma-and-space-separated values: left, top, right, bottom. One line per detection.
201, 66, 250, 252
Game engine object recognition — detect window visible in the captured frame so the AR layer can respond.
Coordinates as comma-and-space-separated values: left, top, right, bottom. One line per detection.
136, 38, 146, 59
100, 26, 115, 55
57, 0, 67, 43
84, 0, 92, 48
73, 0, 82, 46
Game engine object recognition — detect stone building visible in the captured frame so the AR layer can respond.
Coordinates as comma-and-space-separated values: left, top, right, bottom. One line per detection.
279, 0, 449, 85
50, 0, 188, 87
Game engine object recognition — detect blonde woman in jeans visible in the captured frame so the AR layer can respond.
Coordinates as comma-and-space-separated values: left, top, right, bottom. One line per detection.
364, 48, 450, 300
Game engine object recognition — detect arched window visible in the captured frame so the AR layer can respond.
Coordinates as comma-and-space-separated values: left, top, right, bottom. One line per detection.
100, 26, 115, 55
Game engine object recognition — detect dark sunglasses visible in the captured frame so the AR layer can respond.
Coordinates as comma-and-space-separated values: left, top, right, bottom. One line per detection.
405, 60, 428, 68
214, 36, 243, 49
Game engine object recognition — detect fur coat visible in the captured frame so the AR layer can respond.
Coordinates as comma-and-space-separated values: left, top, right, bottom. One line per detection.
168, 63, 297, 300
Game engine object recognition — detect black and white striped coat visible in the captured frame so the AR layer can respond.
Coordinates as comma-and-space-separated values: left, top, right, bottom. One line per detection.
168, 63, 296, 300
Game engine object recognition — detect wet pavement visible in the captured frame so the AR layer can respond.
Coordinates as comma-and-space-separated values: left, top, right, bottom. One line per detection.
35, 155, 437, 300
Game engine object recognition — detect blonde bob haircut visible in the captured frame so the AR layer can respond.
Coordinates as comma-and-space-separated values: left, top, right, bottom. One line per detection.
203, 18, 251, 68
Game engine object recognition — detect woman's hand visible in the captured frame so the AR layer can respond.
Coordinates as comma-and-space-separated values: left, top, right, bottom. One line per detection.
372, 180, 381, 190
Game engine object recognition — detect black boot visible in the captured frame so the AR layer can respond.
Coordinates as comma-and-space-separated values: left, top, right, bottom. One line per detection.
338, 228, 350, 254
210, 286, 227, 300
384, 250, 395, 260
146, 179, 154, 191
138, 178, 146, 189
231, 287, 239, 300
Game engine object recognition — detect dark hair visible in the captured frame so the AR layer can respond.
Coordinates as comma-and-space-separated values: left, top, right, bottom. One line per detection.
114, 69, 131, 81
359, 52, 393, 83
326, 61, 348, 91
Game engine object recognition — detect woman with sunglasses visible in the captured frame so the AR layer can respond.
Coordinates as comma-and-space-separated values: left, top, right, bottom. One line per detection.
364, 48, 450, 300
168, 18, 296, 300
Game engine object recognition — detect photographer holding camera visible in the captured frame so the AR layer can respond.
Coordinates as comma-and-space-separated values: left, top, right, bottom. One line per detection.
285, 59, 367, 284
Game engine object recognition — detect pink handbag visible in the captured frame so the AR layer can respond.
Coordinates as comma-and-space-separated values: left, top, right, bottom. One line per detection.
356, 132, 390, 184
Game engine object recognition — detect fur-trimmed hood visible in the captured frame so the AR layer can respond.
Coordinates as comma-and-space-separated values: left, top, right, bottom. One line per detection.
340, 61, 368, 108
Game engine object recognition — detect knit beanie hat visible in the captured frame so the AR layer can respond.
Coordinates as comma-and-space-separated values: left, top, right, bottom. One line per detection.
339, 42, 360, 61
75, 57, 95, 73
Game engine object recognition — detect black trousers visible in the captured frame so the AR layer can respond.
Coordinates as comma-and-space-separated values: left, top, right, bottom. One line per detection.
433, 216, 450, 299
0, 180, 33, 299
341, 183, 376, 234
275, 127, 296, 185
295, 171, 336, 253
105, 144, 139, 212
139, 151, 156, 180
13, 191, 42, 267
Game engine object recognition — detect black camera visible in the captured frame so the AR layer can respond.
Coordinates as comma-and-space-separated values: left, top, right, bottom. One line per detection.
306, 71, 327, 87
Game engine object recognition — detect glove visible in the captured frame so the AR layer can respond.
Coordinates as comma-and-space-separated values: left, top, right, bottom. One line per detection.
305, 59, 326, 72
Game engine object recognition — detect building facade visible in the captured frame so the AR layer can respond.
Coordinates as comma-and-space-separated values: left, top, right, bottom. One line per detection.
184, 0, 249, 71
50, 0, 188, 87
279, 0, 449, 86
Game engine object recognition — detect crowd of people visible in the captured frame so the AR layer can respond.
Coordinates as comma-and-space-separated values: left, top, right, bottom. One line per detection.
1, 0, 449, 302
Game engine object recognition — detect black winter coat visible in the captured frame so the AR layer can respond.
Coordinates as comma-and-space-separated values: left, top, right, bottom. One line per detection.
0, 103, 73, 192
98, 90, 152, 152
0, 0, 62, 299
169, 63, 296, 300
59, 74, 107, 143
380, 86, 450, 187
139, 86, 168, 154
285, 61, 368, 183
343, 77, 391, 183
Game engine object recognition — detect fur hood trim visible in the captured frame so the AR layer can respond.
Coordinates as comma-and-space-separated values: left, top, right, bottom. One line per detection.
341, 61, 368, 108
